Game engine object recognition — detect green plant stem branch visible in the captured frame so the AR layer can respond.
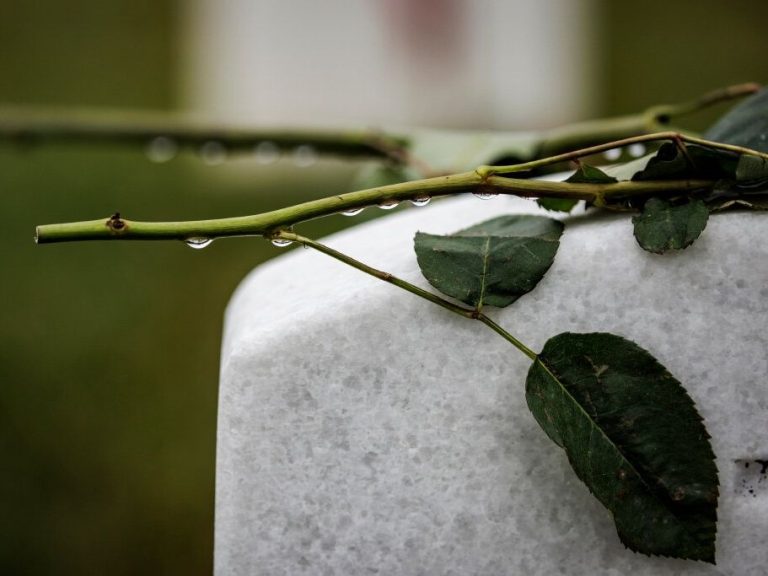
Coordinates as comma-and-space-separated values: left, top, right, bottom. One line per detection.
277, 231, 476, 319
39, 131, 768, 245
477, 131, 768, 178
475, 314, 537, 361
0, 109, 409, 161
278, 231, 537, 361
3, 83, 756, 168
35, 172, 714, 243
535, 82, 760, 157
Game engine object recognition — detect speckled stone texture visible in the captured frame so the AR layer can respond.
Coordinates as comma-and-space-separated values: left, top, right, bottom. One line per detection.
216, 194, 768, 576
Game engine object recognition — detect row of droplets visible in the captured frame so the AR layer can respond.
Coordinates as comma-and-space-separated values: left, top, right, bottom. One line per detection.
603, 143, 646, 161
149, 137, 647, 167
182, 143, 645, 251
183, 190, 499, 250
186, 236, 296, 249
145, 137, 318, 167
340, 189, 498, 217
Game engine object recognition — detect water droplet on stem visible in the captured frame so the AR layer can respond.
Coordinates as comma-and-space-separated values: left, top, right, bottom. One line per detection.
378, 199, 400, 210
185, 237, 213, 249
293, 144, 317, 167
271, 238, 293, 247
341, 207, 364, 216
255, 141, 280, 164
145, 136, 178, 163
628, 143, 646, 158
199, 141, 227, 165
411, 195, 431, 207
603, 148, 622, 161
473, 190, 498, 200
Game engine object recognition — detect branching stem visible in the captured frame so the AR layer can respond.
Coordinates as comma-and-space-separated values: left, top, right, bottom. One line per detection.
535, 82, 760, 157
279, 231, 537, 361
476, 131, 768, 178
4, 82, 757, 168
34, 132, 765, 244
34, 173, 712, 243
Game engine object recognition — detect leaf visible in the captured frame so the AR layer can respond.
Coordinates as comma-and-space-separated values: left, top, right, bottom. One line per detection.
632, 198, 709, 254
414, 215, 563, 309
602, 143, 739, 183
567, 163, 618, 184
526, 332, 718, 562
537, 197, 579, 212
705, 86, 768, 153
537, 165, 614, 212
734, 154, 768, 188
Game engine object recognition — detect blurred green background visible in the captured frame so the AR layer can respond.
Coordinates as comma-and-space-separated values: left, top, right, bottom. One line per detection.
1, 1, 766, 574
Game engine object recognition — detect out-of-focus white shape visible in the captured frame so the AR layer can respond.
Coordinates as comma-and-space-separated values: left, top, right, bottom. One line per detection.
180, 0, 598, 129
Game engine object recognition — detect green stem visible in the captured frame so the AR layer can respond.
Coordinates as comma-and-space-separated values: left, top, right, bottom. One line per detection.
4, 83, 756, 168
37, 130, 768, 245
476, 314, 537, 361
535, 82, 760, 157
278, 231, 476, 320
279, 231, 537, 360
478, 131, 768, 178
35, 172, 713, 244
0, 108, 408, 161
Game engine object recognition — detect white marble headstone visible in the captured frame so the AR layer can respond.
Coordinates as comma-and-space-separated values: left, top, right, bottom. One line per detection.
216, 194, 767, 575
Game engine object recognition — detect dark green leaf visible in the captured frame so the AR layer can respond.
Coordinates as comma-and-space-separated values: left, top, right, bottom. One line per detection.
455, 214, 563, 240
526, 332, 718, 562
735, 154, 768, 188
632, 198, 709, 254
637, 144, 738, 181
536, 165, 614, 212
414, 215, 563, 309
537, 197, 579, 212
567, 163, 618, 184
602, 143, 739, 183
705, 86, 768, 152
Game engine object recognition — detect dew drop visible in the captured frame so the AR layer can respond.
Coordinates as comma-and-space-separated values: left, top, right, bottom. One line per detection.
603, 148, 622, 161
145, 136, 178, 163
410, 195, 431, 207
185, 237, 213, 249
378, 199, 400, 210
271, 238, 293, 247
628, 143, 646, 158
255, 141, 280, 164
293, 144, 317, 167
473, 190, 498, 200
342, 207, 364, 216
200, 141, 227, 165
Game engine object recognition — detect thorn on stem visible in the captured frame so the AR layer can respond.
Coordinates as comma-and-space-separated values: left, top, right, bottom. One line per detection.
672, 135, 696, 170
107, 212, 126, 232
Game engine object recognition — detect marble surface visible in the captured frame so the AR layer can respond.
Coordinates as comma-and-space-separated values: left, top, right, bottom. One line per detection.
216, 194, 768, 575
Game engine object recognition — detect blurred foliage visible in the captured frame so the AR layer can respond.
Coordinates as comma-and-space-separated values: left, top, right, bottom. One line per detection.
601, 1, 768, 132
0, 0, 175, 108
0, 144, 361, 575
0, 2, 363, 574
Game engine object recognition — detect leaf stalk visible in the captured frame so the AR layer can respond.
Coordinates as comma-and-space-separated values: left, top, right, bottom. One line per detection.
278, 231, 537, 361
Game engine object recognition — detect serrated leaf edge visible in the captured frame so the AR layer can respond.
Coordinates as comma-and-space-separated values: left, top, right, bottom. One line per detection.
530, 347, 718, 563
